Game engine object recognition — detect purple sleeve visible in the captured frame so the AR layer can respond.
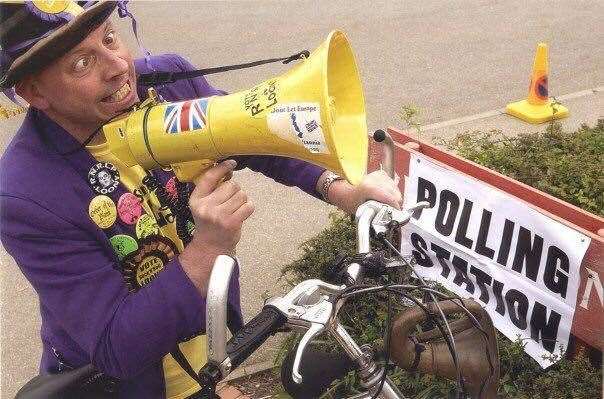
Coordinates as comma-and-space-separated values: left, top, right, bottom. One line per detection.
0, 195, 205, 378
170, 55, 326, 198
232, 155, 325, 199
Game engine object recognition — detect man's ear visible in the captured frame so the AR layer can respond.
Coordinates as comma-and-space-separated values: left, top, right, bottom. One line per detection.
15, 77, 49, 110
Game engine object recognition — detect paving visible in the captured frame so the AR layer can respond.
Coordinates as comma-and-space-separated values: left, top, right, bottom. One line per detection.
1, 1, 602, 397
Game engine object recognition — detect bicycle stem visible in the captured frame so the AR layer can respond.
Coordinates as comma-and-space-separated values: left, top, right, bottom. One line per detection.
331, 323, 405, 399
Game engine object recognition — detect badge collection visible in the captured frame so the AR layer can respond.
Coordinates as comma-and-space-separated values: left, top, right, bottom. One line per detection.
87, 161, 195, 293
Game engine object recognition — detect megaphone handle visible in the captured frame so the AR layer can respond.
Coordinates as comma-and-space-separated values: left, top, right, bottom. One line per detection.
171, 159, 220, 182
373, 129, 395, 179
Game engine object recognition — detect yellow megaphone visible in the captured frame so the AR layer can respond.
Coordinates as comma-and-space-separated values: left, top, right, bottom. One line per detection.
102, 30, 367, 184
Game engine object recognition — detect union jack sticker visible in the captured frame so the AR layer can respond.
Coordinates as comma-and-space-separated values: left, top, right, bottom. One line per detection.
163, 98, 209, 134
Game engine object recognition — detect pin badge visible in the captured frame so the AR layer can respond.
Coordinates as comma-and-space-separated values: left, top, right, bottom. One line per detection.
120, 236, 177, 291
117, 193, 144, 225
88, 162, 120, 194
165, 176, 178, 200
110, 234, 139, 260
136, 214, 160, 239
186, 220, 196, 236
89, 195, 117, 229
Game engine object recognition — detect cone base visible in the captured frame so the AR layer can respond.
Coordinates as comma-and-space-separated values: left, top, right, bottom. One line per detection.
505, 99, 569, 124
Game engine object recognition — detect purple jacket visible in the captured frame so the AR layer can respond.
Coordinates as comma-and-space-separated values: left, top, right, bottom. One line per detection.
0, 54, 325, 397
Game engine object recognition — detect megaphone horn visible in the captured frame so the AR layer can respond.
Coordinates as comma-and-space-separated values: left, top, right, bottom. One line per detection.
103, 31, 368, 184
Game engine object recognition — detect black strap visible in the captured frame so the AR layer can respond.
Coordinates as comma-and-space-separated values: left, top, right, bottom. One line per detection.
170, 303, 244, 390
137, 50, 310, 86
409, 337, 426, 372
170, 346, 205, 386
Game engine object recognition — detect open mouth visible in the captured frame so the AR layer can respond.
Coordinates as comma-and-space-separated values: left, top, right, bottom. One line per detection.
102, 81, 132, 103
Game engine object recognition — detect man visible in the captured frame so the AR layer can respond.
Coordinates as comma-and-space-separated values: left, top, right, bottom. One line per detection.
0, 2, 402, 398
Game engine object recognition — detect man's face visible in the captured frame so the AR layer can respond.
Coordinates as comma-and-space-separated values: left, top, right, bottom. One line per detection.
31, 19, 139, 134
98, 170, 111, 187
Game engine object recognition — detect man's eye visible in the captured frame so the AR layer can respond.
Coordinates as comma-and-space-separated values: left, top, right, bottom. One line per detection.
104, 31, 116, 46
74, 57, 91, 72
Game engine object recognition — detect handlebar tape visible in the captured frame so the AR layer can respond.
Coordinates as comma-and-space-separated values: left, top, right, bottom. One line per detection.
226, 305, 286, 369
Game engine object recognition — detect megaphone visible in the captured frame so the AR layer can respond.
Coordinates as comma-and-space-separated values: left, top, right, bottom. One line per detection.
102, 30, 368, 184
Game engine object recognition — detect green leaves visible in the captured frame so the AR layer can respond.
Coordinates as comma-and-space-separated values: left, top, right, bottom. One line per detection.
439, 120, 604, 217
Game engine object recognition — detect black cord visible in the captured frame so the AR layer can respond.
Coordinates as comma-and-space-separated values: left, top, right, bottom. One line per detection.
371, 291, 392, 399
378, 235, 466, 398
371, 277, 392, 398
58, 126, 102, 156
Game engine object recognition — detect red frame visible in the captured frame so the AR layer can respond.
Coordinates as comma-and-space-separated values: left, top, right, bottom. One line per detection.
367, 127, 604, 351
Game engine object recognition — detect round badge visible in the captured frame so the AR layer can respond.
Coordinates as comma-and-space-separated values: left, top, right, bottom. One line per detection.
117, 193, 144, 225
121, 236, 178, 292
135, 214, 160, 239
88, 195, 117, 229
165, 176, 178, 201
186, 220, 196, 236
88, 162, 120, 194
110, 235, 139, 260
26, 1, 81, 23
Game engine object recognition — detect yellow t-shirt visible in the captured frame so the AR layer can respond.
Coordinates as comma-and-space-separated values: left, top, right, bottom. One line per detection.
87, 141, 206, 399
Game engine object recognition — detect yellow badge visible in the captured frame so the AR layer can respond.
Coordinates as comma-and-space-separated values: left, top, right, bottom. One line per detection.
135, 214, 160, 239
88, 195, 117, 229
30, 1, 83, 16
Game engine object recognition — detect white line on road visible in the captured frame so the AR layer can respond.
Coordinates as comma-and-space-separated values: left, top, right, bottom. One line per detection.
420, 86, 603, 132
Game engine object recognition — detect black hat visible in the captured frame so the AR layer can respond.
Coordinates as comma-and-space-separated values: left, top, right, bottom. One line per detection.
0, 1, 117, 90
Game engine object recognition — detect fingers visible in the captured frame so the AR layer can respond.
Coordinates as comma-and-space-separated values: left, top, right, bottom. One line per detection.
208, 180, 242, 206
217, 384, 248, 399
231, 201, 255, 223
363, 170, 403, 209
192, 159, 237, 197
219, 190, 249, 214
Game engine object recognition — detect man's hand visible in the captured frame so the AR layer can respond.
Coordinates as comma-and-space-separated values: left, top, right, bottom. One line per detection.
179, 160, 254, 295
322, 170, 403, 214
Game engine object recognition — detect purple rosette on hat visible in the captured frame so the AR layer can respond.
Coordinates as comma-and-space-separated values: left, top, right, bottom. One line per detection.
25, 1, 79, 24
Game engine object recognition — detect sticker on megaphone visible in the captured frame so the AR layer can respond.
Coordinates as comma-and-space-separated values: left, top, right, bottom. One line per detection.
267, 102, 330, 154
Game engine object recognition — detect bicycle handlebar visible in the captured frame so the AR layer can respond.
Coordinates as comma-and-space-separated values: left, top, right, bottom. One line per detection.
202, 130, 419, 397
202, 201, 427, 396
225, 306, 286, 369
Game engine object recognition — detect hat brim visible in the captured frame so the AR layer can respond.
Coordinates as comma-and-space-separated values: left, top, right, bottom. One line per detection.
1, 1, 117, 89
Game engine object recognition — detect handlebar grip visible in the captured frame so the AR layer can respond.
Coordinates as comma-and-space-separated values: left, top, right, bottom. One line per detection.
226, 305, 286, 369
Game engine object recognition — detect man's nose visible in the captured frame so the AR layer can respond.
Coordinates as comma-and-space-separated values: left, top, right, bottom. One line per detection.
101, 50, 129, 81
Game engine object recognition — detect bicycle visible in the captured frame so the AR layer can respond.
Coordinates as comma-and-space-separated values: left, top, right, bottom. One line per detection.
197, 132, 500, 399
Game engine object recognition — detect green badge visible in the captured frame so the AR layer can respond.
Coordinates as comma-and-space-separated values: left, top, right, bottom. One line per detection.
136, 214, 160, 239
186, 220, 196, 236
110, 234, 138, 260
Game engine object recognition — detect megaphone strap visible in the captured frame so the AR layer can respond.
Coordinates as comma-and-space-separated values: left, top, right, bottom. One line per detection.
137, 50, 310, 86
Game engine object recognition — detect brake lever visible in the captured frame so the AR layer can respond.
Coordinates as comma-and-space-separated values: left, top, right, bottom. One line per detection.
371, 200, 431, 236
292, 323, 324, 384
267, 280, 342, 384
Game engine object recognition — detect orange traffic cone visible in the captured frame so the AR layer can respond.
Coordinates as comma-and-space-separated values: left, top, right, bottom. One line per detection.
506, 43, 569, 124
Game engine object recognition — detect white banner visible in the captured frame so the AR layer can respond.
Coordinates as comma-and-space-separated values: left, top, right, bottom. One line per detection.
401, 153, 591, 367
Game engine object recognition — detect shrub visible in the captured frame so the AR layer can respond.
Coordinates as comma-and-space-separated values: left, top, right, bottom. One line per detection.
438, 120, 603, 217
